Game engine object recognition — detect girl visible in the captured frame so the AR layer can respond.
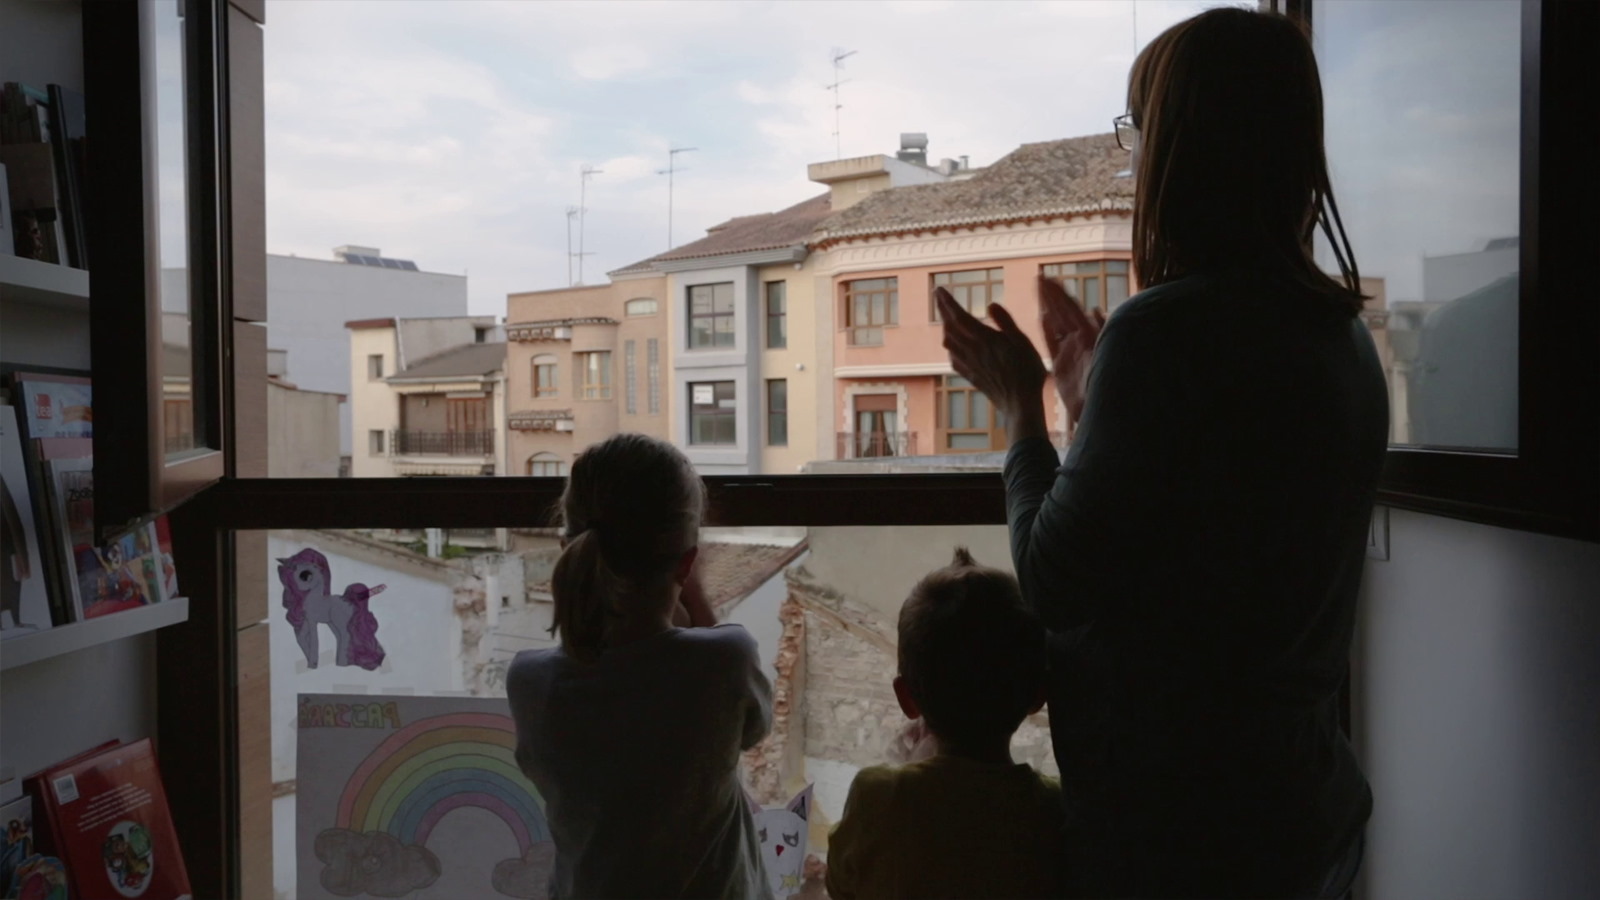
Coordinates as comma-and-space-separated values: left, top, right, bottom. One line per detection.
507, 433, 774, 900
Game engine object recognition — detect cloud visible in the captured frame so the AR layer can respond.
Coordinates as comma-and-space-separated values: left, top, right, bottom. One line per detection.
491, 842, 558, 899
570, 43, 653, 81
314, 829, 440, 897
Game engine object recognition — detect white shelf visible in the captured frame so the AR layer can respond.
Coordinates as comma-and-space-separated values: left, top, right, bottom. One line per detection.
0, 598, 189, 671
0, 254, 90, 311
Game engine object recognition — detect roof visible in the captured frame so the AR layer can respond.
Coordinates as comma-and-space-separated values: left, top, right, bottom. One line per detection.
345, 317, 396, 330
812, 133, 1132, 245
389, 342, 506, 380
609, 193, 833, 275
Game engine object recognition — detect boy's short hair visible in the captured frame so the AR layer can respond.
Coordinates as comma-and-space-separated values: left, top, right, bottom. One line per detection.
897, 547, 1046, 749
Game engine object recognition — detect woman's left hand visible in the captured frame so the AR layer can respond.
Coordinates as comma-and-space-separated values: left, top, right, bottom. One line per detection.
937, 287, 1048, 442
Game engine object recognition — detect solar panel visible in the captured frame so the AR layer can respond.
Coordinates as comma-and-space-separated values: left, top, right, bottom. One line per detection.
399, 260, 419, 271
341, 253, 420, 270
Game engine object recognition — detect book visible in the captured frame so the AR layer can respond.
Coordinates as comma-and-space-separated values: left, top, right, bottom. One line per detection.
34, 739, 191, 900
0, 793, 68, 900
11, 375, 91, 441
0, 405, 54, 639
151, 517, 179, 603
0, 162, 12, 258
9, 373, 92, 623
46, 454, 163, 621
45, 86, 85, 270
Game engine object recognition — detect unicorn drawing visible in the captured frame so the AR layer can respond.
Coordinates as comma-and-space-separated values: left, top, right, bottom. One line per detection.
277, 548, 387, 670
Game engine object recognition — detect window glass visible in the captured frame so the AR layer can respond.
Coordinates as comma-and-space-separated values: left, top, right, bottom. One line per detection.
254, 524, 1044, 898
577, 351, 612, 400
647, 339, 661, 415
624, 341, 638, 414
689, 283, 736, 349
845, 277, 898, 346
690, 380, 737, 445
532, 354, 557, 398
767, 379, 788, 447
625, 298, 658, 317
1314, 0, 1520, 451
366, 355, 384, 380
526, 453, 564, 476
766, 282, 787, 349
931, 268, 1004, 319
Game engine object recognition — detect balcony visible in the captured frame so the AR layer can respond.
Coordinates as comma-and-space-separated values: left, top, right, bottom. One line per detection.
391, 430, 495, 457
837, 431, 917, 459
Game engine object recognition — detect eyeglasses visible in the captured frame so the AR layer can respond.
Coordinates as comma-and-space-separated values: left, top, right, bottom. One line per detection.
1113, 113, 1138, 152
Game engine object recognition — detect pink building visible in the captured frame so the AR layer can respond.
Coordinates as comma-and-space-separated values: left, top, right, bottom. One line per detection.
809, 134, 1136, 458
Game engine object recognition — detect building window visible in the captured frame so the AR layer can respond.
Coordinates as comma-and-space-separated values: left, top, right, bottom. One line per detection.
576, 351, 612, 399
367, 354, 384, 380
647, 339, 661, 414
368, 429, 385, 455
689, 381, 736, 445
1041, 260, 1130, 315
688, 282, 736, 349
532, 354, 557, 398
474, 326, 489, 343
624, 340, 637, 415
844, 277, 897, 346
931, 268, 1005, 319
625, 297, 658, 317
766, 379, 788, 447
526, 453, 564, 477
765, 281, 787, 349
938, 375, 1004, 452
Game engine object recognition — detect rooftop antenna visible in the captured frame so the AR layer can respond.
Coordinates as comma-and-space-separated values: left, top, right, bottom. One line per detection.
565, 206, 580, 286
826, 48, 856, 160
657, 146, 698, 250
577, 164, 603, 285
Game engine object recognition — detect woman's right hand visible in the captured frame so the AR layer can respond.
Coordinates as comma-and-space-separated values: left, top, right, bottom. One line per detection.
1038, 276, 1106, 433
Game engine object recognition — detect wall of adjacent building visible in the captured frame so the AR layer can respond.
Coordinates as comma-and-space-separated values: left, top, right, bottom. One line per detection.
347, 326, 399, 477
758, 262, 820, 474
266, 381, 343, 477
668, 266, 763, 474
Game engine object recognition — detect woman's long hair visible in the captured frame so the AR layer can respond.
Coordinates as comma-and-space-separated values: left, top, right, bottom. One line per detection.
548, 433, 704, 662
1129, 8, 1365, 315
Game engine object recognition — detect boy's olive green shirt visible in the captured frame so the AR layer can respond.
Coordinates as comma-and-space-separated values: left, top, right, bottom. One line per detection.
825, 754, 1063, 900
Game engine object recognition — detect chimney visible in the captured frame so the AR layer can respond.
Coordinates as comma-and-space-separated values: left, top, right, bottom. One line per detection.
937, 158, 958, 176
896, 132, 929, 167
960, 155, 970, 170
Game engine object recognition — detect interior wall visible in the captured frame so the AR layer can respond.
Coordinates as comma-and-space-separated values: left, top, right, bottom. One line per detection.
1355, 508, 1600, 900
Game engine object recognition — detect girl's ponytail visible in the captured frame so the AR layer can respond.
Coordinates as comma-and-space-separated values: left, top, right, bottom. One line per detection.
546, 434, 704, 662
549, 528, 621, 663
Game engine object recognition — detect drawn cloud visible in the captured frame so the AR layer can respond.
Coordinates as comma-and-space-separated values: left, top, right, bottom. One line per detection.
315, 828, 441, 898
491, 841, 557, 899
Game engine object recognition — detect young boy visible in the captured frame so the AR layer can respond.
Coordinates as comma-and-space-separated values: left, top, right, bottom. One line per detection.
824, 548, 1062, 899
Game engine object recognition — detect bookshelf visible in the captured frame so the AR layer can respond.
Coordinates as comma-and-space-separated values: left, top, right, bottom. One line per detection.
0, 598, 189, 672
0, 254, 89, 311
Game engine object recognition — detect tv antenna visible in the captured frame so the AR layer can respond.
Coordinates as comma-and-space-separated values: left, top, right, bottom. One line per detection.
826, 48, 856, 160
577, 164, 603, 284
657, 146, 698, 250
565, 206, 583, 286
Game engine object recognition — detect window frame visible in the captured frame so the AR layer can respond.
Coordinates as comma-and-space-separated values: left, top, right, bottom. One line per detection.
367, 354, 384, 380
532, 354, 558, 398
526, 453, 563, 477
624, 297, 658, 317
368, 429, 385, 456
937, 375, 1005, 453
765, 281, 787, 349
930, 267, 1005, 320
1288, 0, 1597, 540
1040, 259, 1130, 315
687, 282, 736, 350
843, 276, 899, 346
766, 378, 788, 447
574, 350, 612, 400
688, 380, 738, 446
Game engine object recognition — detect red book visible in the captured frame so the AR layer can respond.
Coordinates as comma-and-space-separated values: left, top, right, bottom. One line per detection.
35, 738, 191, 899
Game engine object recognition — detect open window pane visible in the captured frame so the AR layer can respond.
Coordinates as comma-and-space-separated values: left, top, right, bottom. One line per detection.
1314, 0, 1521, 451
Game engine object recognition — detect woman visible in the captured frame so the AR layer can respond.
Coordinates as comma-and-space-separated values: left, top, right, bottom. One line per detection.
939, 9, 1386, 898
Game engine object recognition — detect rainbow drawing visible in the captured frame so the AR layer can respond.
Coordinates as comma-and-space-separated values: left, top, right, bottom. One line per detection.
334, 712, 549, 853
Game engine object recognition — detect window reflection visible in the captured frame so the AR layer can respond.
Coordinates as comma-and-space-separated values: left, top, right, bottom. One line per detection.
1315, 0, 1520, 451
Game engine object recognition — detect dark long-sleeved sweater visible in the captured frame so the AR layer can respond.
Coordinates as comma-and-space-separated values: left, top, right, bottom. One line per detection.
1004, 270, 1388, 898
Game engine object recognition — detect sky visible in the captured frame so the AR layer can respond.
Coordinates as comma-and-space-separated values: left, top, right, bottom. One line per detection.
262, 0, 1232, 316
260, 0, 1521, 317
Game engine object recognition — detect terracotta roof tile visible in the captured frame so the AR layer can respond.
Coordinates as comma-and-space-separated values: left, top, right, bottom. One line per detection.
609, 194, 832, 275
813, 133, 1132, 244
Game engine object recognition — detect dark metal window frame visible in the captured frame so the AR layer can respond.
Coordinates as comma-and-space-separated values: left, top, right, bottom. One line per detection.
766, 378, 788, 447
1284, 0, 1598, 542
130, 1, 1595, 895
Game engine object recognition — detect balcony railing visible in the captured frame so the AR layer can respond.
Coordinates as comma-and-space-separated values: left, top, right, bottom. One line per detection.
391, 430, 495, 457
837, 431, 917, 459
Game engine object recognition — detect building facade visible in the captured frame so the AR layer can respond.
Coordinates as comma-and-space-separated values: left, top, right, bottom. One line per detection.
346, 315, 506, 478
502, 273, 670, 477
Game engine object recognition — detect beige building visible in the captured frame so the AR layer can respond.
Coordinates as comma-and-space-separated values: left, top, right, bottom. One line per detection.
265, 378, 344, 477
346, 316, 507, 478
502, 274, 669, 476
